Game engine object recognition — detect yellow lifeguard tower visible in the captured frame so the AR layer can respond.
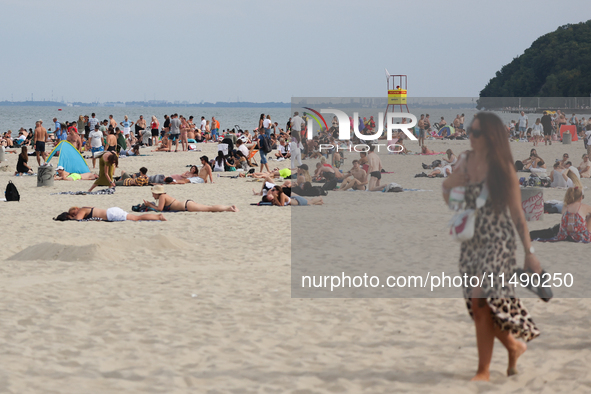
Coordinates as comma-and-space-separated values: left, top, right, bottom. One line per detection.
385, 70, 409, 113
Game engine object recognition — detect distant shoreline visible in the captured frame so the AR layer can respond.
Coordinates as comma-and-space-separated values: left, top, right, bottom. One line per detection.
0, 101, 291, 108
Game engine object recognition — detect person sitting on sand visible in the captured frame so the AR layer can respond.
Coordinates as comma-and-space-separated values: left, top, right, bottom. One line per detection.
263, 185, 323, 206
521, 149, 539, 169
57, 206, 165, 222
151, 134, 170, 152
275, 139, 291, 160
558, 153, 570, 168
578, 154, 591, 178
550, 162, 574, 188
54, 166, 98, 181
15, 146, 33, 175
119, 144, 141, 157
443, 149, 457, 165
143, 185, 238, 212
524, 154, 546, 170
546, 187, 591, 242
338, 160, 368, 191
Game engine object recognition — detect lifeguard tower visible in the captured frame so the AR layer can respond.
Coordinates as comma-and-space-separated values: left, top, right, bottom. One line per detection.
385, 70, 409, 114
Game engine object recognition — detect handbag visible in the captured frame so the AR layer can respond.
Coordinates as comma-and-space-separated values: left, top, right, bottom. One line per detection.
448, 183, 488, 242
449, 209, 476, 241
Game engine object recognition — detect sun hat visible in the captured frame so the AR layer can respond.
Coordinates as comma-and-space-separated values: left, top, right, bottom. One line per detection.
56, 166, 64, 171
151, 185, 166, 194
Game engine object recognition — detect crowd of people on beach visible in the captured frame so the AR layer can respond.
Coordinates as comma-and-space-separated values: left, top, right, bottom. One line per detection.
5, 108, 591, 382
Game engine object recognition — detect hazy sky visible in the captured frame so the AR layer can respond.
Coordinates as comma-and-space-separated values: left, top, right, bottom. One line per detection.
1, 0, 589, 103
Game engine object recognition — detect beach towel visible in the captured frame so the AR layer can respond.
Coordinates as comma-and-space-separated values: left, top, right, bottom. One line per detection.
51, 187, 116, 196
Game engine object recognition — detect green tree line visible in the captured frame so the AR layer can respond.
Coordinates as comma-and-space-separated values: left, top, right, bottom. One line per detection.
480, 20, 591, 98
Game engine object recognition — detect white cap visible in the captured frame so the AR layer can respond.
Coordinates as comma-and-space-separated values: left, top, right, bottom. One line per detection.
57, 166, 64, 171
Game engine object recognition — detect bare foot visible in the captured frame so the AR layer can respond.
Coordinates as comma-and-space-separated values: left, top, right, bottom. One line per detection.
158, 214, 167, 221
252, 188, 260, 196
229, 205, 239, 212
507, 341, 527, 376
470, 371, 490, 382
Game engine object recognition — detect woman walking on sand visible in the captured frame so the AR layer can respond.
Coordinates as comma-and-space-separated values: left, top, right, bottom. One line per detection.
441, 112, 551, 381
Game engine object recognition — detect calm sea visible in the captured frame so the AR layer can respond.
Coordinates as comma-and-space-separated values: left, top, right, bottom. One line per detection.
1, 107, 291, 137
3, 105, 586, 138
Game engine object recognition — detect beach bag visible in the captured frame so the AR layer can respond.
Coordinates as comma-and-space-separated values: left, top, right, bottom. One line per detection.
449, 209, 475, 241
448, 184, 488, 242
259, 135, 272, 153
5, 181, 20, 201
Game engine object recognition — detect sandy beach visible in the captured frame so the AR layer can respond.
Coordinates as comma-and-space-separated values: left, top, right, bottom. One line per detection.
1, 138, 591, 393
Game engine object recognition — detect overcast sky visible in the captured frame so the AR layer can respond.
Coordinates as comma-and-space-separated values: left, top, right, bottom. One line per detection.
1, 0, 589, 103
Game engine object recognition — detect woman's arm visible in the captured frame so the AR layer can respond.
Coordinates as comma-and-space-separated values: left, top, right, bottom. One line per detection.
507, 175, 542, 272
441, 153, 467, 203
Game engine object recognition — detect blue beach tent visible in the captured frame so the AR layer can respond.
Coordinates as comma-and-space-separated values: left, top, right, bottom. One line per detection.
438, 126, 455, 137
46, 141, 90, 174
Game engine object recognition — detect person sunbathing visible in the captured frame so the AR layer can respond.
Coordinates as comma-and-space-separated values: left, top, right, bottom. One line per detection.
241, 167, 293, 179
263, 186, 323, 206
151, 135, 170, 152
421, 145, 435, 155
338, 160, 368, 191
114, 167, 149, 186
428, 164, 453, 178
54, 166, 98, 181
57, 206, 165, 222
253, 178, 292, 196
144, 185, 238, 212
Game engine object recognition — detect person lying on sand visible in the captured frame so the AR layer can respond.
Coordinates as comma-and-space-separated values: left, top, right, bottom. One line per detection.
421, 145, 435, 155
144, 185, 238, 212
428, 164, 453, 178
55, 206, 166, 222
168, 158, 213, 184
313, 162, 346, 181
263, 185, 323, 206
240, 167, 293, 179
54, 166, 98, 181
252, 178, 292, 196
114, 167, 149, 186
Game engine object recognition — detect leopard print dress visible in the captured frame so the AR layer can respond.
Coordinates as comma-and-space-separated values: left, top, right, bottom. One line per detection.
460, 182, 540, 342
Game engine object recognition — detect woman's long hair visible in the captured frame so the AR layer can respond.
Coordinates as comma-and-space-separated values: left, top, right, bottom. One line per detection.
567, 170, 583, 189
20, 146, 27, 161
564, 186, 583, 205
474, 112, 515, 215
300, 169, 312, 183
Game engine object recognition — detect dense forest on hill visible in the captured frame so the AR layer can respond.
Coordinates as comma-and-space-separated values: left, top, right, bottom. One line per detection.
479, 20, 591, 98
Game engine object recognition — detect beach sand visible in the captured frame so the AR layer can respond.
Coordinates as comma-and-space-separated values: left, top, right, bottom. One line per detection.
1, 138, 590, 393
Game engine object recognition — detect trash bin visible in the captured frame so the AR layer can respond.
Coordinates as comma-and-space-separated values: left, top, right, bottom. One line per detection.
563, 133, 572, 144
521, 187, 543, 221
37, 164, 54, 187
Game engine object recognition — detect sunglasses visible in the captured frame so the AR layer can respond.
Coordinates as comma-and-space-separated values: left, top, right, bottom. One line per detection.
466, 126, 483, 138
